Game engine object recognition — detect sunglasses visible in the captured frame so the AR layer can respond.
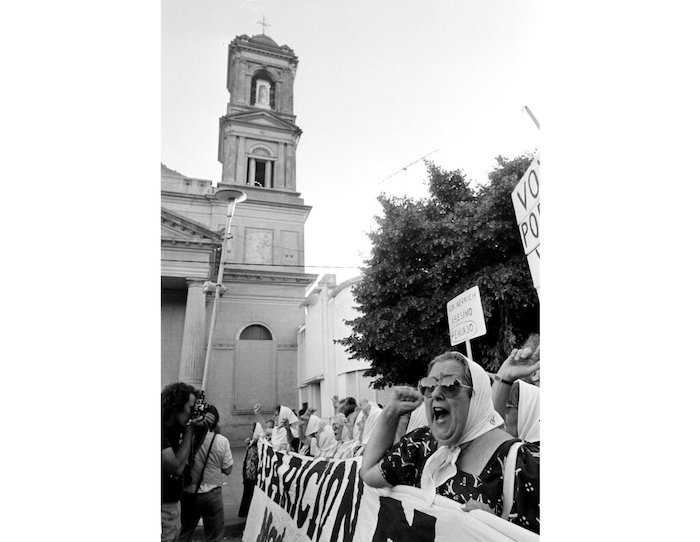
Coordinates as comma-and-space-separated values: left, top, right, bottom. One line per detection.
418, 375, 472, 398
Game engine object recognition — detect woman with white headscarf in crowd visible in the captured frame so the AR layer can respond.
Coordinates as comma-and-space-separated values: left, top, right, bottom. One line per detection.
267, 404, 299, 452
358, 400, 383, 446
504, 380, 540, 444
491, 339, 540, 425
298, 410, 337, 458
329, 413, 362, 459
360, 351, 540, 535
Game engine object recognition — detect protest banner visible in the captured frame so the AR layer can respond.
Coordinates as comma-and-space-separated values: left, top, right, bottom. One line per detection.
511, 155, 540, 296
243, 440, 538, 542
446, 286, 487, 348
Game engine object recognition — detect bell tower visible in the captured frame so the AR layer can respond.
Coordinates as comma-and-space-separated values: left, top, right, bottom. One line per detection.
218, 33, 301, 192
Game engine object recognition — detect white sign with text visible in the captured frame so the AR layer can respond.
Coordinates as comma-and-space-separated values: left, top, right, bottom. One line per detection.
511, 155, 540, 295
447, 286, 487, 346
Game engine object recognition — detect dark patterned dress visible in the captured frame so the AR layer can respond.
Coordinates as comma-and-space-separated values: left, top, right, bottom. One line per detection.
379, 426, 540, 534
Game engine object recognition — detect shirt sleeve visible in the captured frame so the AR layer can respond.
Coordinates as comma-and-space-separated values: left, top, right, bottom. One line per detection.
378, 427, 429, 487
509, 442, 540, 534
218, 435, 234, 470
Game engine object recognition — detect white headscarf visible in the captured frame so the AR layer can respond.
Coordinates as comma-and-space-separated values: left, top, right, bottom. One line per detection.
420, 357, 504, 504
333, 413, 352, 441
271, 405, 299, 449
304, 414, 323, 438
407, 402, 429, 433
516, 380, 540, 443
352, 410, 365, 440
305, 415, 337, 457
360, 402, 383, 445
252, 422, 266, 441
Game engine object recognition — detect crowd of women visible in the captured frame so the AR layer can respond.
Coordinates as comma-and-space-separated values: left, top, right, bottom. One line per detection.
239, 335, 540, 534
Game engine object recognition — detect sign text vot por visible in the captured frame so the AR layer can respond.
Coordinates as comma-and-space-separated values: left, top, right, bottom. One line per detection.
511, 155, 540, 294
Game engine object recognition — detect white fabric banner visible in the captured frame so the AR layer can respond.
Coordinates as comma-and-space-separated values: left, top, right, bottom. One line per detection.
242, 441, 538, 542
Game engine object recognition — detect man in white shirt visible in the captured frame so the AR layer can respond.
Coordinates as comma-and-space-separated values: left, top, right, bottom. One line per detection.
178, 406, 233, 542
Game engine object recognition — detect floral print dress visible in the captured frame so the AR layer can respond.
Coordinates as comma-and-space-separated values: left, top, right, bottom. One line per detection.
379, 427, 540, 534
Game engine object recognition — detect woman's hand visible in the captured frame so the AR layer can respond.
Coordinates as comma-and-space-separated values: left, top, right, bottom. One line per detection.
385, 386, 423, 418
497, 346, 540, 382
461, 499, 497, 515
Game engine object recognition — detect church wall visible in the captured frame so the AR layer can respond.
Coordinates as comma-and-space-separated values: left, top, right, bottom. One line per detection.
161, 290, 186, 386
205, 281, 307, 445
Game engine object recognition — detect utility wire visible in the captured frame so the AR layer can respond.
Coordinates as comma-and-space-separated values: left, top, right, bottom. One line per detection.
161, 258, 361, 269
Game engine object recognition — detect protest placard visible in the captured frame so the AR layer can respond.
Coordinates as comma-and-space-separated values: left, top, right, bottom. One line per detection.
446, 286, 487, 347
243, 440, 538, 542
511, 155, 540, 295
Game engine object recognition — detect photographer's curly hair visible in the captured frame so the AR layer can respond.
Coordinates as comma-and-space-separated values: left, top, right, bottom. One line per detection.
161, 382, 197, 421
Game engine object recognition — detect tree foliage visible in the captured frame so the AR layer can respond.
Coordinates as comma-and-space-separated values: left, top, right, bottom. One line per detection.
339, 155, 539, 387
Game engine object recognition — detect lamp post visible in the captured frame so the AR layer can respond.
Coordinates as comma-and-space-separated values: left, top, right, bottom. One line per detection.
200, 188, 247, 396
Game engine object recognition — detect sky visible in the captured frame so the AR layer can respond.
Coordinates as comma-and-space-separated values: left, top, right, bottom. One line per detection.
162, 0, 542, 283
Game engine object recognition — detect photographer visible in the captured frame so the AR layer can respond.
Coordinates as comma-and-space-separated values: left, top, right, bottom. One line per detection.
179, 405, 233, 542
161, 382, 215, 542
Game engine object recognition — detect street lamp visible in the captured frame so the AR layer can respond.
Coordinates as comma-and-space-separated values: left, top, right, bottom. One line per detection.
199, 188, 247, 400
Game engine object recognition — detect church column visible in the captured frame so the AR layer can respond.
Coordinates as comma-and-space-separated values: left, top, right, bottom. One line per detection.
285, 144, 292, 189
276, 142, 285, 188
289, 144, 296, 189
178, 280, 207, 387
247, 157, 256, 185
264, 160, 272, 188
221, 133, 235, 183
236, 136, 246, 183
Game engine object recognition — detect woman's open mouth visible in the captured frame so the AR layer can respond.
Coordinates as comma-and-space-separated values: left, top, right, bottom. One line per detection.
433, 406, 450, 425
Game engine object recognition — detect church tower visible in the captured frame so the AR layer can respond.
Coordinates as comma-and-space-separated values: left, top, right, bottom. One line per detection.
219, 33, 301, 193
160, 32, 316, 445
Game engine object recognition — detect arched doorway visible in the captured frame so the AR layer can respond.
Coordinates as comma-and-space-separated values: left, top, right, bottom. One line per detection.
235, 323, 276, 412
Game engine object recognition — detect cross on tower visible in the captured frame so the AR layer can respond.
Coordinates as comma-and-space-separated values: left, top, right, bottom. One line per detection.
257, 16, 271, 35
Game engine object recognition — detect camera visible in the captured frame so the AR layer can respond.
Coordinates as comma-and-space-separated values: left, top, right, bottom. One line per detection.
190, 390, 209, 422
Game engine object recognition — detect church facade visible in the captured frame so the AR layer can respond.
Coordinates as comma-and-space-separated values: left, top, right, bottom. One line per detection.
161, 33, 316, 444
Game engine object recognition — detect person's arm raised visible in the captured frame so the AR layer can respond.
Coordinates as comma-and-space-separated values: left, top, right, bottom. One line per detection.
360, 386, 423, 488
492, 347, 540, 420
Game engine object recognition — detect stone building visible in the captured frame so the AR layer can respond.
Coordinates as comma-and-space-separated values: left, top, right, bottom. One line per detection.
297, 274, 391, 420
161, 33, 316, 444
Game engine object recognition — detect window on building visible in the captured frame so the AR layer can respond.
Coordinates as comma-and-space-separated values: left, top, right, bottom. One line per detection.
250, 75, 275, 109
247, 158, 274, 188
240, 324, 273, 340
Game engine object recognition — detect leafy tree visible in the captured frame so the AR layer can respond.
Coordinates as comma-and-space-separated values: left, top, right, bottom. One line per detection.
339, 155, 539, 387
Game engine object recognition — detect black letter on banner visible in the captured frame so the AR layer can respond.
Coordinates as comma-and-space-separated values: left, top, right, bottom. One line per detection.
266, 451, 283, 505
371, 496, 436, 542
289, 457, 314, 519
280, 454, 302, 514
308, 461, 346, 541
296, 460, 329, 529
306, 462, 335, 539
256, 507, 286, 542
258, 444, 275, 492
330, 461, 364, 541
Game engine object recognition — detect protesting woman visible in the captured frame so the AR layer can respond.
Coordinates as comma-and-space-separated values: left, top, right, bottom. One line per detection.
360, 351, 540, 534
238, 422, 266, 519
504, 380, 540, 444
298, 410, 337, 458
330, 413, 362, 459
